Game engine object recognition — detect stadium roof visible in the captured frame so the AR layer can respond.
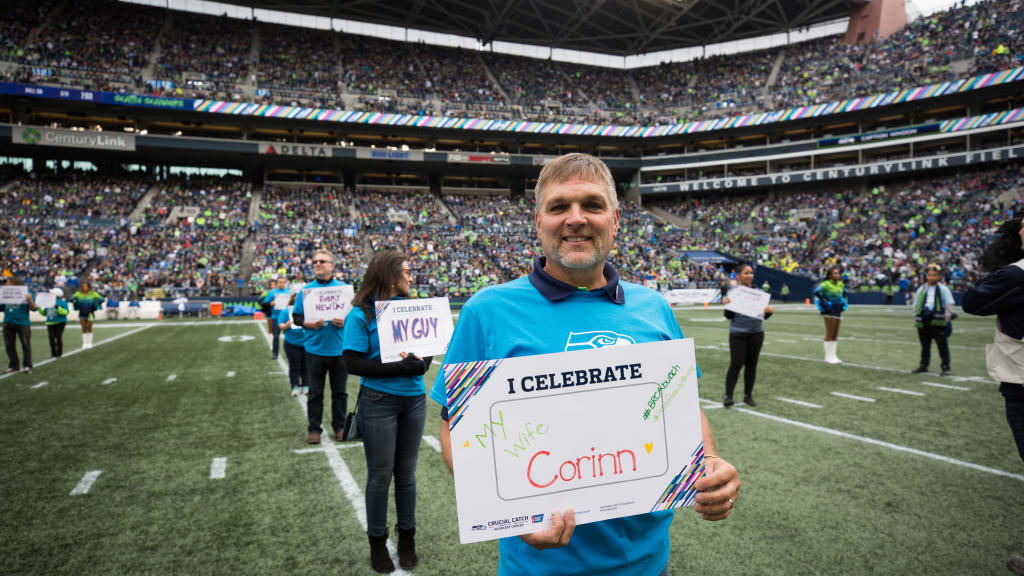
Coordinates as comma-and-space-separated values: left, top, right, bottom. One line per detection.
225, 0, 860, 56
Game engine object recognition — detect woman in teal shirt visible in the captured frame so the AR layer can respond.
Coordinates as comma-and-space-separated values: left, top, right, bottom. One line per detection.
45, 288, 69, 359
343, 251, 431, 574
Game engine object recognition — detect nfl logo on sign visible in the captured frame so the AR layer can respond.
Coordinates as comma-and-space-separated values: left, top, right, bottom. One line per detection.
532, 514, 544, 523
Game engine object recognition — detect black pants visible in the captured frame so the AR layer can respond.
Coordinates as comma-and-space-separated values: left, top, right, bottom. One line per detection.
283, 341, 308, 389
47, 324, 65, 358
306, 352, 348, 434
725, 331, 764, 397
3, 324, 32, 370
269, 317, 281, 357
1002, 383, 1024, 463
917, 324, 950, 370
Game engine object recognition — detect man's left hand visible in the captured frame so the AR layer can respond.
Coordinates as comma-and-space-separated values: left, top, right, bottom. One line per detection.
330, 318, 345, 328
693, 455, 740, 521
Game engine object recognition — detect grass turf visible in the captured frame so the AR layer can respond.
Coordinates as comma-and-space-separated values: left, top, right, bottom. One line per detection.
0, 307, 1020, 575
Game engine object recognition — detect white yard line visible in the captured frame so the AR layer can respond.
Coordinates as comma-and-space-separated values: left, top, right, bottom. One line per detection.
422, 435, 441, 453
777, 397, 823, 408
920, 381, 970, 391
747, 350, 997, 384
727, 405, 1024, 483
830, 392, 876, 403
776, 339, 798, 344
30, 381, 48, 389
210, 457, 227, 479
70, 470, 102, 495
226, 371, 236, 377
0, 324, 153, 381
166, 374, 177, 382
101, 378, 117, 386
257, 321, 410, 575
878, 386, 925, 397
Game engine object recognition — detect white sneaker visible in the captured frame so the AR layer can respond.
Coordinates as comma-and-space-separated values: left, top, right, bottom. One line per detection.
302, 386, 309, 397
291, 386, 300, 397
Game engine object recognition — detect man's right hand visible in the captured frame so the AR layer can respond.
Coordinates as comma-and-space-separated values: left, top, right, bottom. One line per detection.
304, 319, 325, 330
519, 509, 575, 550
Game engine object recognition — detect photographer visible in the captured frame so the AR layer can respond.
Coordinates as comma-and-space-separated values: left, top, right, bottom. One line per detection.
962, 218, 1024, 463
911, 264, 955, 376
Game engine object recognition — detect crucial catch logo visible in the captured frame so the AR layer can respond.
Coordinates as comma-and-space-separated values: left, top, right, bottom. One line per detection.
564, 331, 636, 352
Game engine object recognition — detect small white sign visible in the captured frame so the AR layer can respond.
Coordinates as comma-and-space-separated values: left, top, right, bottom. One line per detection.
286, 306, 301, 330
375, 297, 454, 363
0, 285, 28, 305
724, 286, 771, 319
35, 292, 57, 309
273, 293, 290, 310
301, 285, 354, 323
446, 338, 703, 544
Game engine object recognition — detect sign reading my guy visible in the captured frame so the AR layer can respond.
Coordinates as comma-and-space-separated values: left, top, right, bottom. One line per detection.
375, 297, 454, 363
0, 285, 29, 305
724, 286, 772, 319
446, 338, 703, 544
301, 285, 354, 323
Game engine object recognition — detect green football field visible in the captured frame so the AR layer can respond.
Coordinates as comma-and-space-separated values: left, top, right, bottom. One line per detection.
1, 306, 1021, 576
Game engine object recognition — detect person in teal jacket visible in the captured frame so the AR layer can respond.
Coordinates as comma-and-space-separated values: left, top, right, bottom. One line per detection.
71, 281, 103, 349
2, 277, 38, 374
45, 288, 69, 359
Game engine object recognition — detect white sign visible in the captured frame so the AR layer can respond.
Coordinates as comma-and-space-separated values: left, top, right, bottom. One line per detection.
35, 292, 57, 309
724, 286, 771, 319
446, 338, 703, 544
286, 306, 301, 331
663, 289, 719, 307
0, 285, 28, 305
301, 285, 354, 323
375, 297, 454, 363
273, 293, 290, 310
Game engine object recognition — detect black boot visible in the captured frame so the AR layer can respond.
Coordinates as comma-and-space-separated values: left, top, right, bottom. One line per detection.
723, 395, 734, 408
396, 525, 418, 570
367, 531, 394, 574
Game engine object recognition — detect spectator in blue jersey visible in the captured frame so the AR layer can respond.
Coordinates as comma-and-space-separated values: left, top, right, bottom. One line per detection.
45, 288, 69, 359
71, 281, 103, 350
813, 266, 848, 364
432, 153, 740, 576
278, 291, 308, 397
2, 277, 38, 374
292, 249, 349, 444
911, 264, 955, 376
343, 250, 431, 574
722, 262, 773, 407
263, 277, 290, 360
963, 218, 1024, 462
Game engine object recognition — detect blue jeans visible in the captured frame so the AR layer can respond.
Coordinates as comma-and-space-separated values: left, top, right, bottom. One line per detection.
283, 341, 307, 388
269, 317, 281, 357
357, 387, 426, 537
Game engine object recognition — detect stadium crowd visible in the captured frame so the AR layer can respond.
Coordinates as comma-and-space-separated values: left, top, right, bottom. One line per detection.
3, 0, 1021, 124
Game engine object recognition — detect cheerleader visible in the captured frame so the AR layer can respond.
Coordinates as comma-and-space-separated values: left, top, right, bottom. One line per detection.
813, 266, 847, 364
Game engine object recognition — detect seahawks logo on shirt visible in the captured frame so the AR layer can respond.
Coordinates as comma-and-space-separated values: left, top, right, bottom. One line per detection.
564, 331, 637, 351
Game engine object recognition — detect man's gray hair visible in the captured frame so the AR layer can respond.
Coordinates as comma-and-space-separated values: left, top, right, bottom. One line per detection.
534, 153, 618, 214
312, 249, 336, 263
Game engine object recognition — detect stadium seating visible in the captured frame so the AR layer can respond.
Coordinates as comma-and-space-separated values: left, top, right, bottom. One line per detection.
3, 0, 1021, 124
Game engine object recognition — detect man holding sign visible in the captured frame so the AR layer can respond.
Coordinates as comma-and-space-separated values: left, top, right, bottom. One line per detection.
292, 249, 351, 444
2, 278, 38, 374
431, 153, 740, 576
